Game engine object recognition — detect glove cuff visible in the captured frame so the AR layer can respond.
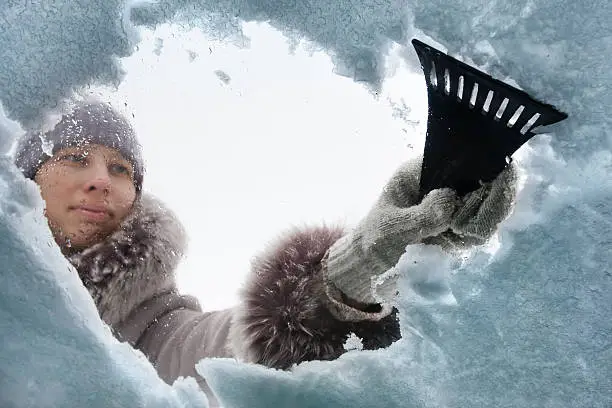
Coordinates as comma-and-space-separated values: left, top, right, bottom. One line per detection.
323, 234, 393, 305
321, 248, 394, 322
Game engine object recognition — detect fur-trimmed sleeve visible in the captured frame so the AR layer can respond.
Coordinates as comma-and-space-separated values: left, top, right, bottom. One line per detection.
229, 226, 401, 370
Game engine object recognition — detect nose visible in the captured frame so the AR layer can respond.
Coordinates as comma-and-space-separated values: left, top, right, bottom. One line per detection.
84, 163, 111, 193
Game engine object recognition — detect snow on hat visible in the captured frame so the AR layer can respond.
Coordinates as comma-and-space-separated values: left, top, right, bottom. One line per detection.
14, 102, 144, 193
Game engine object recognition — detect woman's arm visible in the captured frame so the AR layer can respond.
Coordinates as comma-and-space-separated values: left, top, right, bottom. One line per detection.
229, 225, 401, 369
129, 225, 399, 376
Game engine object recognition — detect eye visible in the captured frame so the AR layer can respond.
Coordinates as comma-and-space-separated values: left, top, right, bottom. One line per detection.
109, 163, 132, 177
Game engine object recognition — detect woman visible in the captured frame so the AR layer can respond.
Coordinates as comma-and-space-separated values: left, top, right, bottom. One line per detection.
14, 102, 516, 405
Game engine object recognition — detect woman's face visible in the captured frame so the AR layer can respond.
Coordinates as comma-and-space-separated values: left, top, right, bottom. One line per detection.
35, 143, 137, 252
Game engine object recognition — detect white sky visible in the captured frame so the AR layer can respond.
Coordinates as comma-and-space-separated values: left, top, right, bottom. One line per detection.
112, 21, 428, 311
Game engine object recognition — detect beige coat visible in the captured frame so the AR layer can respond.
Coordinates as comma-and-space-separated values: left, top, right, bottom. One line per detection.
69, 194, 400, 405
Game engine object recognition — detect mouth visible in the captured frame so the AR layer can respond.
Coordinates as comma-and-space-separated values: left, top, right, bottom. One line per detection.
72, 205, 112, 221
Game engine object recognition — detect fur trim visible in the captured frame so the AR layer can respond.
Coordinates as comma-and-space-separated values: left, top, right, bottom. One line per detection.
69, 193, 187, 327
230, 225, 402, 370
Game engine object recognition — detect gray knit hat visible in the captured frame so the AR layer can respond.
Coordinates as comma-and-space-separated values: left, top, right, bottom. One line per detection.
14, 102, 144, 192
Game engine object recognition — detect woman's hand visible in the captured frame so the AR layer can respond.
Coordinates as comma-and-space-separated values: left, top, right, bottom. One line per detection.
450, 162, 518, 244
323, 156, 518, 306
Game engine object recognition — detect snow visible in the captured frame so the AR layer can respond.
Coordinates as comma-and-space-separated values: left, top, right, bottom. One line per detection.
0, 156, 209, 407
1, 1, 611, 408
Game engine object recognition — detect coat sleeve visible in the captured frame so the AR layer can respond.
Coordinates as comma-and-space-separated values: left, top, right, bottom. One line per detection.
119, 295, 232, 407
116, 292, 234, 381
228, 225, 401, 369
127, 226, 400, 385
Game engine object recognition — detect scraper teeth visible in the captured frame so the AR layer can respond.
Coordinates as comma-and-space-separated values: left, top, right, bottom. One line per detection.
520, 113, 541, 134
495, 98, 509, 121
444, 68, 451, 95
483, 90, 494, 113
507, 105, 524, 127
434, 68, 543, 133
429, 61, 438, 88
428, 62, 552, 134
469, 82, 479, 108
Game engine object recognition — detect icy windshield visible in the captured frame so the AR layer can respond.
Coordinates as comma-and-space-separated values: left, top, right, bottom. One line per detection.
0, 1, 610, 408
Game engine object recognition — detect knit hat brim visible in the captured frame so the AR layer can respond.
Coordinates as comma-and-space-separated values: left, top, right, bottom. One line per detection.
14, 103, 144, 192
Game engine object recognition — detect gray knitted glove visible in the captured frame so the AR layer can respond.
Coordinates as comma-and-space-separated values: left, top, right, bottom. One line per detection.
449, 162, 518, 244
324, 157, 518, 307
323, 157, 460, 305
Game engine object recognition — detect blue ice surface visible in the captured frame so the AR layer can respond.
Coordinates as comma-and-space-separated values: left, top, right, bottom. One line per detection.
0, 157, 209, 408
0, 0, 611, 407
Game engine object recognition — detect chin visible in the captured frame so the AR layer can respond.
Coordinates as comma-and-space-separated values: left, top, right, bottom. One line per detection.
68, 227, 110, 250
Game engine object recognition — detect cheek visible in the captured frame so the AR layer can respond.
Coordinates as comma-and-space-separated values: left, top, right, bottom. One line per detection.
113, 184, 137, 221
38, 178, 70, 227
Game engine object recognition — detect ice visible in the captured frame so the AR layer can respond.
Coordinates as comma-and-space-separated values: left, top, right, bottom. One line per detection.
0, 160, 209, 407
1, 1, 611, 408
0, 1, 137, 126
0, 104, 21, 156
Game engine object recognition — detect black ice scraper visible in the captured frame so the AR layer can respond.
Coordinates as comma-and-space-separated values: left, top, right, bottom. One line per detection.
411, 39, 568, 198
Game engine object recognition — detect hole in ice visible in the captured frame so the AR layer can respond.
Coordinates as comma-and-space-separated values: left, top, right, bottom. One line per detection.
507, 105, 524, 127
482, 90, 494, 113
429, 61, 438, 88
457, 75, 464, 101
469, 82, 479, 108
520, 113, 541, 134
495, 98, 509, 121
444, 68, 450, 95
